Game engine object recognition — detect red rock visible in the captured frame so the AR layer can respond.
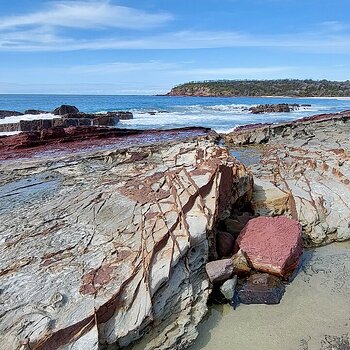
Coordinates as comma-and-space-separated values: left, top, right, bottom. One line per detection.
236, 216, 303, 277
205, 259, 233, 283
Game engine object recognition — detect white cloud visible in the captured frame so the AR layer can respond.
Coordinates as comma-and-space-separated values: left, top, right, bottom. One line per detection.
0, 1, 171, 30
1, 27, 350, 53
0, 3, 349, 54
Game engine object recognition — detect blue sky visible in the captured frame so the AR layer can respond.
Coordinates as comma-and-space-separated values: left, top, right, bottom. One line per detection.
1, 0, 350, 94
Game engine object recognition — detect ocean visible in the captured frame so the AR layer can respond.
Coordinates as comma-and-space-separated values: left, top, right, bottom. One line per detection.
0, 94, 349, 134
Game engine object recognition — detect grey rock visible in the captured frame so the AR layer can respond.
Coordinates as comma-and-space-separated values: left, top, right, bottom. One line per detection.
220, 275, 237, 301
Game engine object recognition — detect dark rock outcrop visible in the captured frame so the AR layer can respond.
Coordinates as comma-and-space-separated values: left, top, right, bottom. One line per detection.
216, 231, 235, 258
53, 104, 79, 115
249, 103, 299, 114
238, 273, 285, 304
24, 109, 49, 115
114, 111, 133, 120
0, 110, 23, 118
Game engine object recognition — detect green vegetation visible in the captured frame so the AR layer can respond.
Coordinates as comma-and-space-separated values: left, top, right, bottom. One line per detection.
167, 79, 350, 97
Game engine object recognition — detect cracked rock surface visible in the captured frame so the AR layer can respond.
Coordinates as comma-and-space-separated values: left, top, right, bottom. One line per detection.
225, 111, 350, 246
0, 131, 252, 349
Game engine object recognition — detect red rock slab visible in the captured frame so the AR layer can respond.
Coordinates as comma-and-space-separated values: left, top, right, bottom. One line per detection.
0, 126, 211, 161
236, 216, 303, 277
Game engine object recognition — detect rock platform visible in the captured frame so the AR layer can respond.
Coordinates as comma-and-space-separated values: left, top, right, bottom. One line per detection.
0, 127, 253, 350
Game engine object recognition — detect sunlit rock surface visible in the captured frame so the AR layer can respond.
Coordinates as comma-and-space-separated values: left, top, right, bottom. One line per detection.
225, 111, 350, 246
0, 130, 252, 350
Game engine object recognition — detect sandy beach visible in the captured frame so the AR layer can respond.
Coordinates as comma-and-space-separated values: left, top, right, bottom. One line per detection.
190, 242, 350, 350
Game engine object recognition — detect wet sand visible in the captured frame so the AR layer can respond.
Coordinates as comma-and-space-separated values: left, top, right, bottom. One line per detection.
190, 242, 350, 350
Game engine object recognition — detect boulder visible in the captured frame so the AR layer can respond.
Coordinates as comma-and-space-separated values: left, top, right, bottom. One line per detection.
238, 273, 285, 304
220, 275, 237, 302
216, 231, 235, 258
232, 249, 251, 275
24, 109, 49, 115
224, 218, 244, 235
53, 105, 79, 115
0, 110, 23, 118
249, 103, 294, 114
205, 259, 233, 283
114, 111, 133, 120
236, 216, 303, 277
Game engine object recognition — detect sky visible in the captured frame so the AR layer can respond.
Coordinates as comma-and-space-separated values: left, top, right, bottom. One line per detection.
1, 0, 350, 94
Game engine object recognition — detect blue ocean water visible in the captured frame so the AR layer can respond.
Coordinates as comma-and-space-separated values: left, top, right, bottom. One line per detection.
0, 94, 349, 133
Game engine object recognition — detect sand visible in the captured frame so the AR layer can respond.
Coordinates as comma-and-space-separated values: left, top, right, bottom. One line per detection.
190, 242, 350, 350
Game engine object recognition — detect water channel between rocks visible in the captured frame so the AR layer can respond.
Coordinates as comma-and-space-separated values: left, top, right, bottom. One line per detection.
190, 241, 350, 350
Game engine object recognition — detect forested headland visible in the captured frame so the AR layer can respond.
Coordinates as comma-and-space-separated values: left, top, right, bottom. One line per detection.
167, 79, 350, 97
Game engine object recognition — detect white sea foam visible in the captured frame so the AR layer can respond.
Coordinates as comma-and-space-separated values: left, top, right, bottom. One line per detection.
118, 102, 330, 133
0, 131, 22, 136
0, 113, 56, 125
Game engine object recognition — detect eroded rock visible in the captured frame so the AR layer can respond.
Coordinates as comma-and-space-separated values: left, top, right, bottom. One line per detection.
0, 131, 253, 350
225, 111, 350, 246
249, 103, 294, 114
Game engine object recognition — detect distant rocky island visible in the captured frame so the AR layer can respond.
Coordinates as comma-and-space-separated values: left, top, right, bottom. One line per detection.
167, 79, 350, 97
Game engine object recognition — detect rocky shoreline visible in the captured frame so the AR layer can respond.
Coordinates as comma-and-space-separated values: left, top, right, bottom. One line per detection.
0, 109, 349, 349
0, 105, 133, 133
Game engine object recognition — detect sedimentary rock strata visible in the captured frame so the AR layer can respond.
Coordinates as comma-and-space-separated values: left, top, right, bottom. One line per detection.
225, 110, 350, 246
0, 129, 252, 349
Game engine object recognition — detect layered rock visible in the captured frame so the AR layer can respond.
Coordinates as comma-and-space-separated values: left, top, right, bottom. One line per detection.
0, 129, 253, 350
225, 111, 350, 245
